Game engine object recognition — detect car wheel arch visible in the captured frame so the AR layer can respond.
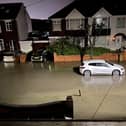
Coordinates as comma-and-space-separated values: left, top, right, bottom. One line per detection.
112, 69, 120, 76
83, 70, 91, 76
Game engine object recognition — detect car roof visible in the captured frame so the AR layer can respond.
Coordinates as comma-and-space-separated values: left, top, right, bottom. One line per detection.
83, 59, 106, 63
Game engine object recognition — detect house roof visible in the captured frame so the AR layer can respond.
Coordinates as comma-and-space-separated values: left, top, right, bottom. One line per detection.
49, 0, 126, 19
49, 0, 101, 18
0, 3, 23, 19
104, 2, 126, 15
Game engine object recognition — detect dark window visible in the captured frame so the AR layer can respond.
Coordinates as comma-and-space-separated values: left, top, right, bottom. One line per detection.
95, 63, 108, 67
88, 63, 97, 66
89, 62, 108, 67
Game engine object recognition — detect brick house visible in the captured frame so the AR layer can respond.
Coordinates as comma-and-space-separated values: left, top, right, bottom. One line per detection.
0, 2, 32, 54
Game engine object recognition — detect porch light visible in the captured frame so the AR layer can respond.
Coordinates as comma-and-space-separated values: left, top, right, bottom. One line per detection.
112, 36, 115, 41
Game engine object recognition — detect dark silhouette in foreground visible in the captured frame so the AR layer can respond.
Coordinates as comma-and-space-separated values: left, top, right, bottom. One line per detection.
0, 96, 73, 120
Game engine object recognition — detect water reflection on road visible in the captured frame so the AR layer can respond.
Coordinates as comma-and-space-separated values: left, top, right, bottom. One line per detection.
0, 62, 81, 105
74, 74, 126, 120
1, 62, 126, 120
81, 75, 125, 86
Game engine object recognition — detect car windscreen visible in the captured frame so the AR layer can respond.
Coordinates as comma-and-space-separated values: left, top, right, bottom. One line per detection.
105, 60, 114, 66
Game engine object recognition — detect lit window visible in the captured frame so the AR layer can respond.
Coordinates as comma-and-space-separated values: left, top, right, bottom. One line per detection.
116, 17, 126, 28
5, 20, 12, 31
95, 17, 110, 29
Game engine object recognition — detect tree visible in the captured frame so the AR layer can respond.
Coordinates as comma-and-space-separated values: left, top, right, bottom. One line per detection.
76, 18, 97, 64
112, 33, 126, 63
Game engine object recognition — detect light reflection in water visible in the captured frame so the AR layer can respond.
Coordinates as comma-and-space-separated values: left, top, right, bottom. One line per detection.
81, 75, 125, 85
31, 62, 54, 72
4, 63, 15, 68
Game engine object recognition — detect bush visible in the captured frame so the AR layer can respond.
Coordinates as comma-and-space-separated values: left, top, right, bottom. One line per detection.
86, 47, 115, 56
48, 39, 80, 55
48, 39, 114, 56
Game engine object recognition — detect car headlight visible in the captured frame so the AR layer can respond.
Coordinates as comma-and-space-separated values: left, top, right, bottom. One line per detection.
121, 68, 124, 70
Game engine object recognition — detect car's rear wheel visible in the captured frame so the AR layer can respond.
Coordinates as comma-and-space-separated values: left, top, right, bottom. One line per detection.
83, 70, 91, 76
112, 70, 120, 76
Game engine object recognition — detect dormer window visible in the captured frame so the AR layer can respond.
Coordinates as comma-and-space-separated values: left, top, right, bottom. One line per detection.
5, 20, 12, 32
66, 18, 84, 30
94, 17, 110, 29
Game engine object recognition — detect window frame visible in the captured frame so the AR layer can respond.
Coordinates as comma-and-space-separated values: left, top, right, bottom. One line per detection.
9, 40, 14, 51
94, 17, 110, 29
52, 19, 61, 31
66, 18, 85, 30
116, 17, 126, 28
0, 39, 5, 51
5, 20, 13, 32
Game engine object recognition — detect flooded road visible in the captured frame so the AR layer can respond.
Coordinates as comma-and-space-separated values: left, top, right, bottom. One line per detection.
0, 62, 82, 105
0, 62, 126, 120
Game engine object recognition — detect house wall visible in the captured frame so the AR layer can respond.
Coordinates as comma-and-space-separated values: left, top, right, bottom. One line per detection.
66, 9, 84, 19
111, 15, 126, 35
0, 20, 19, 51
16, 4, 32, 40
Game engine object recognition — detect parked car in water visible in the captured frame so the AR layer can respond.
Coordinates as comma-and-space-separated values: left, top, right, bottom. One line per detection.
31, 49, 44, 62
79, 59, 125, 76
3, 51, 15, 63
31, 55, 43, 62
31, 49, 53, 62
31, 49, 48, 62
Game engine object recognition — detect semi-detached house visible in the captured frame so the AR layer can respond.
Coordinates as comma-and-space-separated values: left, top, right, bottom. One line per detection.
0, 2, 32, 53
49, 0, 126, 50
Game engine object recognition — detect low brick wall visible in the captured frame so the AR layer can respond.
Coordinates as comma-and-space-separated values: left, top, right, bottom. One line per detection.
54, 51, 126, 62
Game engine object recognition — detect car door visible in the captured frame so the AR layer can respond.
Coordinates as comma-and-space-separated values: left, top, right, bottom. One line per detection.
88, 63, 99, 74
95, 63, 110, 75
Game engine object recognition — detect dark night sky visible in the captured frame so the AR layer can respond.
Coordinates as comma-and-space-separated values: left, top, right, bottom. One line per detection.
0, 0, 125, 19
0, 0, 74, 19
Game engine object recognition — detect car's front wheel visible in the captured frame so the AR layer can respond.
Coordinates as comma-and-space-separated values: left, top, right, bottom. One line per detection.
83, 70, 91, 76
112, 70, 120, 76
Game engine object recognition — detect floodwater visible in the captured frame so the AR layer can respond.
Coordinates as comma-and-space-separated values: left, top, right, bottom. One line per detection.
1, 121, 126, 126
0, 62, 81, 105
0, 62, 126, 121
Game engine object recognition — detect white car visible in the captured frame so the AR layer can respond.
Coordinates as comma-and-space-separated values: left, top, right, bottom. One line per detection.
3, 56, 15, 62
3, 52, 15, 63
79, 59, 125, 76
31, 55, 43, 62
